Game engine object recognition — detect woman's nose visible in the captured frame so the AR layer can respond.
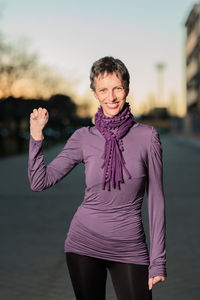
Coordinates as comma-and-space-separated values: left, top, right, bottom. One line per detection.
107, 90, 116, 101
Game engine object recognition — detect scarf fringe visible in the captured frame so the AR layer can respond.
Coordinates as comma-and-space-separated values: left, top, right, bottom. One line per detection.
95, 102, 135, 191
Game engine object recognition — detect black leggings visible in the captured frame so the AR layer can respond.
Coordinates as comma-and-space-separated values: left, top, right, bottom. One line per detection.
66, 252, 152, 300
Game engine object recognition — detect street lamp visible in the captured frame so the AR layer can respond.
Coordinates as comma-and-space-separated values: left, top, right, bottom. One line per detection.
155, 62, 166, 107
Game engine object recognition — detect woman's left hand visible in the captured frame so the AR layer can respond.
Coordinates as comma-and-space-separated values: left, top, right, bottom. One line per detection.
148, 276, 166, 290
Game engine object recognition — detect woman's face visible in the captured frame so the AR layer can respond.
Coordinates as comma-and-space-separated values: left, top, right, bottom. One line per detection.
94, 72, 128, 118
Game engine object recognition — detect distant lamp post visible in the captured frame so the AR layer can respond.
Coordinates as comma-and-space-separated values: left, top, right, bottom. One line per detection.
155, 62, 166, 107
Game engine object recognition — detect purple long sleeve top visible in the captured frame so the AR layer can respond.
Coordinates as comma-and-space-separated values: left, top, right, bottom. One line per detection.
28, 122, 167, 279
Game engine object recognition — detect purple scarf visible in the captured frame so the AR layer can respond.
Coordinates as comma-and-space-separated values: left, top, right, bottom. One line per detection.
94, 102, 135, 191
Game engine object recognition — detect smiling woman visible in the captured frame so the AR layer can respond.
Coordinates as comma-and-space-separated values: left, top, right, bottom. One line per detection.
28, 56, 167, 300
90, 56, 130, 117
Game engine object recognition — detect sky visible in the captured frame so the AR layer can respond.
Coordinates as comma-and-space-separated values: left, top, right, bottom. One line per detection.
0, 0, 197, 116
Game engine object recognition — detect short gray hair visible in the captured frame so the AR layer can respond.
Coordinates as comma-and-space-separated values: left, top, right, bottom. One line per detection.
90, 56, 130, 92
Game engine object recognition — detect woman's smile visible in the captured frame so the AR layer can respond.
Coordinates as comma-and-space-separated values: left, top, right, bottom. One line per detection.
106, 102, 119, 109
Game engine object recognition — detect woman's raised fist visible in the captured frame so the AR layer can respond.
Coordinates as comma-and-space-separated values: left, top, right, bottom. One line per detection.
30, 107, 49, 140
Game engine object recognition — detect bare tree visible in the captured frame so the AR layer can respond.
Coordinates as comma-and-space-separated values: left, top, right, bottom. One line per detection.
0, 36, 39, 97
0, 34, 73, 99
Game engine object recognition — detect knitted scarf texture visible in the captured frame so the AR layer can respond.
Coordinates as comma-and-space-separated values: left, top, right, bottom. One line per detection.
94, 102, 135, 191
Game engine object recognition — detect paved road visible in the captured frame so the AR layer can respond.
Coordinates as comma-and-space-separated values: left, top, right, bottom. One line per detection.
0, 132, 200, 300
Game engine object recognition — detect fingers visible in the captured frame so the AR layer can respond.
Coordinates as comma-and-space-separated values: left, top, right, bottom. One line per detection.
148, 276, 166, 290
30, 107, 48, 120
148, 278, 153, 290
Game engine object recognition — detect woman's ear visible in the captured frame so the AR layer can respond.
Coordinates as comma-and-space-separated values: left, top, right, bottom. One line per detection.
126, 88, 129, 97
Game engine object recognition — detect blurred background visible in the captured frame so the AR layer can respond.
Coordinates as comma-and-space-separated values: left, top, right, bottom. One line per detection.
0, 0, 199, 155
1, 1, 200, 300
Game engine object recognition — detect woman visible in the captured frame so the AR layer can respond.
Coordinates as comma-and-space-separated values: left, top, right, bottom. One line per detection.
28, 56, 167, 300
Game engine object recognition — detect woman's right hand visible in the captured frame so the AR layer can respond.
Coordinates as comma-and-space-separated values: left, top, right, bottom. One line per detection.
30, 107, 49, 140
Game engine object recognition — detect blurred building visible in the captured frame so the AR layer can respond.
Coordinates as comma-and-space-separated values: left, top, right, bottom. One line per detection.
0, 95, 92, 157
138, 107, 171, 132
185, 1, 200, 135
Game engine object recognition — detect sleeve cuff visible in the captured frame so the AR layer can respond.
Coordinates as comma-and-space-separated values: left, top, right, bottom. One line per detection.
148, 265, 167, 279
30, 134, 44, 143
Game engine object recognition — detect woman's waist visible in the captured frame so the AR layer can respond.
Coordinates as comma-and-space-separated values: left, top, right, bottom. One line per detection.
73, 205, 144, 240
79, 202, 142, 215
